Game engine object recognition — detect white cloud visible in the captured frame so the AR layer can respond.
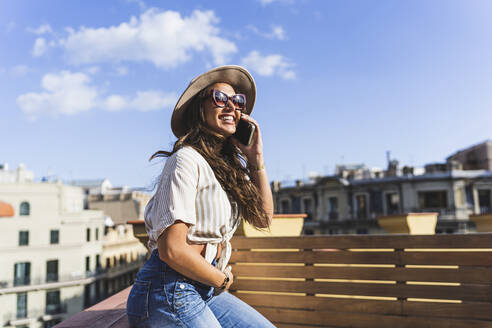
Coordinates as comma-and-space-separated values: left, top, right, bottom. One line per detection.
270, 25, 286, 40
258, 0, 294, 6
132, 90, 176, 111
103, 90, 176, 112
248, 24, 286, 40
104, 95, 128, 111
17, 70, 176, 119
17, 71, 98, 119
55, 9, 237, 69
27, 24, 53, 35
10, 65, 30, 77
32, 38, 48, 57
86, 66, 100, 75
241, 51, 296, 80
115, 66, 128, 76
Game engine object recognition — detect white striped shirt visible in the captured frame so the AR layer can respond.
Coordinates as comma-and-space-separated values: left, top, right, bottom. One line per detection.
144, 146, 241, 272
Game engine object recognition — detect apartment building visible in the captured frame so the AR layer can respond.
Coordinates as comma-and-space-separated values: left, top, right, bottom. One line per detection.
0, 165, 147, 328
68, 179, 150, 277
273, 141, 492, 235
0, 164, 105, 328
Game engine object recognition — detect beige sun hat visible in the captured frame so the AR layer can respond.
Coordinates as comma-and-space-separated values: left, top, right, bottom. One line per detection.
171, 65, 256, 138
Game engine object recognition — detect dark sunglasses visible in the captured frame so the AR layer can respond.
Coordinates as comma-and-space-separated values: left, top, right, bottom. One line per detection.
209, 89, 247, 111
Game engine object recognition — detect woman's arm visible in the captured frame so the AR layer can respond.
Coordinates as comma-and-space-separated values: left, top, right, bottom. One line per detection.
248, 157, 273, 227
157, 221, 233, 289
232, 113, 274, 228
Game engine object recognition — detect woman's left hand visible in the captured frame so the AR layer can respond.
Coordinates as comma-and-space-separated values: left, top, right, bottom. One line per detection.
231, 113, 264, 168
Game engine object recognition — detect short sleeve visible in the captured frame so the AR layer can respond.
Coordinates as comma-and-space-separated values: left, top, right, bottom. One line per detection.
146, 148, 199, 242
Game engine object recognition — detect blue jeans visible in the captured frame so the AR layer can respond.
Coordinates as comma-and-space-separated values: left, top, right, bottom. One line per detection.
126, 249, 275, 328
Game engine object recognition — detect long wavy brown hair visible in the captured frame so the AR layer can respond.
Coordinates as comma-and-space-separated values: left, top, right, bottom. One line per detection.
149, 87, 270, 230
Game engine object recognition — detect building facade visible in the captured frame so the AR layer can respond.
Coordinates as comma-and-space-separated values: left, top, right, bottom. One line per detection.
447, 140, 492, 171
0, 165, 145, 328
273, 142, 492, 235
69, 179, 150, 282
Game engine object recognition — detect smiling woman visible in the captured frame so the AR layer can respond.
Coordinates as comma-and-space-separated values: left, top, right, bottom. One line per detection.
125, 65, 275, 328
201, 83, 244, 136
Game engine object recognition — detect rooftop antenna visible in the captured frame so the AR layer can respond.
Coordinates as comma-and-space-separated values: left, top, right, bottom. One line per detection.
386, 151, 391, 166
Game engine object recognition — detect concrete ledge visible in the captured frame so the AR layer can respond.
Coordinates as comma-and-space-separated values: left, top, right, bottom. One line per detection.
470, 213, 492, 232
55, 287, 131, 328
377, 213, 438, 235
235, 213, 307, 237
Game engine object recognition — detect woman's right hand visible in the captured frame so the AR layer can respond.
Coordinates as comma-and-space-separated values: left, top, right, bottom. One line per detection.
224, 265, 234, 290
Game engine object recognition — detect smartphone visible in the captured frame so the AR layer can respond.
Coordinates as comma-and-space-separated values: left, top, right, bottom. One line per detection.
233, 119, 255, 146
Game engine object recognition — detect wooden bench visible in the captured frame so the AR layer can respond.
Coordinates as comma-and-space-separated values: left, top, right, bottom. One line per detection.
57, 233, 492, 328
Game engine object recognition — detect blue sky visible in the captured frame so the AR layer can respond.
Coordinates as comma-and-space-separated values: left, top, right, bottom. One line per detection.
1, 0, 492, 189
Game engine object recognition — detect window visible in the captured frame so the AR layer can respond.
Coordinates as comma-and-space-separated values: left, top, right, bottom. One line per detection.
280, 200, 290, 214
418, 191, 448, 209
46, 260, 58, 282
95, 228, 99, 241
106, 257, 111, 269
328, 197, 338, 220
19, 201, 30, 216
50, 230, 59, 244
84, 285, 91, 307
356, 228, 368, 234
86, 256, 90, 272
385, 193, 400, 215
292, 197, 301, 213
19, 231, 29, 246
355, 195, 368, 219
45, 290, 61, 315
96, 255, 101, 269
14, 262, 31, 286
86, 228, 91, 242
16, 292, 27, 319
478, 190, 491, 214
303, 198, 313, 220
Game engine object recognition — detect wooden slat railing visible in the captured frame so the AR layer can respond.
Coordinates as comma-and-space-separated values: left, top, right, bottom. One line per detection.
229, 233, 492, 328
56, 233, 492, 328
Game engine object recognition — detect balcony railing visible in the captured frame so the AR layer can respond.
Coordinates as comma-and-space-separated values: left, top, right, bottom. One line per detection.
16, 308, 27, 319
46, 303, 68, 315
480, 206, 492, 214
13, 277, 30, 287
46, 273, 59, 283
3, 305, 67, 325
0, 259, 145, 291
